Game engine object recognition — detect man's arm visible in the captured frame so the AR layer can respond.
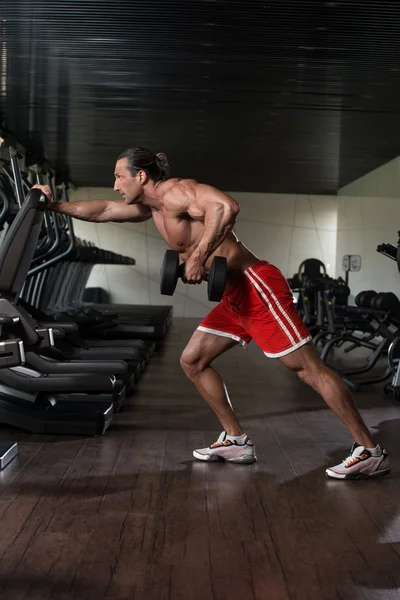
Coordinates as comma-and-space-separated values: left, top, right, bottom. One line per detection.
32, 184, 152, 223
50, 199, 152, 223
191, 184, 240, 264
172, 182, 239, 283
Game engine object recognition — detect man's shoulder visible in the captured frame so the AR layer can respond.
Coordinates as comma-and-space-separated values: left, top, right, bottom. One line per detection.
161, 178, 198, 203
163, 177, 198, 192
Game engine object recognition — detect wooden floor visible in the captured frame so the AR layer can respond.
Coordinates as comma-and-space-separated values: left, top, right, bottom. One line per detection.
0, 317, 400, 599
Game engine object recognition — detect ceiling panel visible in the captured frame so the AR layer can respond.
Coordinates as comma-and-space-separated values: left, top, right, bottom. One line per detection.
1, 0, 400, 193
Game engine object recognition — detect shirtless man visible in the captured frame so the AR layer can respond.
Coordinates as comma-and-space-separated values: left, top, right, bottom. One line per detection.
34, 146, 390, 479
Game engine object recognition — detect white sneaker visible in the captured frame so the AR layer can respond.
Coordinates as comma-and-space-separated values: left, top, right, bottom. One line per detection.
326, 443, 390, 480
193, 432, 256, 464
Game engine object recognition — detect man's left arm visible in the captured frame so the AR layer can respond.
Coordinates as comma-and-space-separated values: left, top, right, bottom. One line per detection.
185, 184, 239, 282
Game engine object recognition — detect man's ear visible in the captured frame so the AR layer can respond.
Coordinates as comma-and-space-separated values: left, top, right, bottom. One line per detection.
137, 169, 148, 184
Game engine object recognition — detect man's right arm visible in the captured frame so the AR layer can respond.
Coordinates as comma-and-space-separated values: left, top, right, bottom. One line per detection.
32, 185, 152, 223
50, 199, 152, 223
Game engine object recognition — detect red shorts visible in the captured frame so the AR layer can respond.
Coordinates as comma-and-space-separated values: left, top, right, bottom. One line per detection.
198, 261, 311, 357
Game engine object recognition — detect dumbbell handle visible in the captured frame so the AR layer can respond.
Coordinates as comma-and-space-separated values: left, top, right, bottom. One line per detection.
178, 262, 209, 281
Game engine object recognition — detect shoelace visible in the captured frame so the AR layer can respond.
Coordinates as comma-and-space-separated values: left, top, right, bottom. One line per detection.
211, 440, 232, 448
342, 450, 372, 467
343, 454, 359, 467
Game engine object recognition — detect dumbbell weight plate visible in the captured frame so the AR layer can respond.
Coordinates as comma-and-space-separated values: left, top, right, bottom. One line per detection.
370, 292, 387, 311
160, 250, 180, 295
374, 291, 400, 313
160, 250, 228, 302
208, 256, 228, 302
354, 290, 377, 308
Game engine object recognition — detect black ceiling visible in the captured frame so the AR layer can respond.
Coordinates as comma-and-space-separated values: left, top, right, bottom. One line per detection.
1, 0, 400, 194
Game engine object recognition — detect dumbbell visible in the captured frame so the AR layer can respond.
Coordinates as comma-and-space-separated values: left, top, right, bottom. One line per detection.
160, 250, 228, 302
354, 290, 377, 308
371, 291, 400, 313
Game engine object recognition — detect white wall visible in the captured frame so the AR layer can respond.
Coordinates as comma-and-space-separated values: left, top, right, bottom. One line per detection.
337, 157, 400, 298
70, 187, 338, 317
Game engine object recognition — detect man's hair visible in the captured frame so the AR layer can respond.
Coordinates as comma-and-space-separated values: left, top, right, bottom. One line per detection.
117, 146, 170, 182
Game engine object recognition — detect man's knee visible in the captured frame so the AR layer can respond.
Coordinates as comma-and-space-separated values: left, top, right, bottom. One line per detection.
296, 361, 333, 391
296, 366, 317, 388
180, 346, 206, 378
284, 353, 326, 390
280, 344, 328, 390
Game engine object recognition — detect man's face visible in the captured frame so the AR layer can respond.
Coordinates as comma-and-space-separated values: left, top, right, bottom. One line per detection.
113, 159, 144, 204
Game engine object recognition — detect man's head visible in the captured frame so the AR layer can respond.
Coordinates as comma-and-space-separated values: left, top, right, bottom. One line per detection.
113, 146, 170, 204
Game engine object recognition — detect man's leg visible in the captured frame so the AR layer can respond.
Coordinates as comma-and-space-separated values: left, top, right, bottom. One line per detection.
180, 329, 242, 436
279, 341, 374, 447
181, 329, 256, 463
279, 341, 390, 478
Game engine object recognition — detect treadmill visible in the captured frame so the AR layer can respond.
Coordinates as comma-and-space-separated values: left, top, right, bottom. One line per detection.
16, 196, 149, 383
0, 189, 121, 435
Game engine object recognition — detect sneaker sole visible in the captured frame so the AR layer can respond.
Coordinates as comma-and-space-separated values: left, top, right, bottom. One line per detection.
192, 450, 257, 464
325, 467, 391, 480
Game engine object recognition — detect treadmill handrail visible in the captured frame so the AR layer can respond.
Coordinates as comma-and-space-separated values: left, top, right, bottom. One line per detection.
0, 189, 46, 298
0, 185, 10, 227
22, 173, 61, 264
27, 216, 75, 276
27, 183, 76, 277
